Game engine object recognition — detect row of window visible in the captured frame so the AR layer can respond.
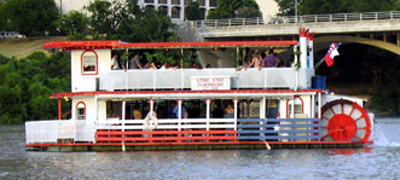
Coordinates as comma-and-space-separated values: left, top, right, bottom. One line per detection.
144, 0, 217, 7
76, 98, 304, 120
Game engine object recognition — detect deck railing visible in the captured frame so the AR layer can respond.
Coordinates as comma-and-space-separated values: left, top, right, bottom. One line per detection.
193, 11, 400, 28
237, 118, 321, 141
97, 118, 236, 131
99, 68, 312, 91
26, 118, 322, 144
25, 120, 94, 144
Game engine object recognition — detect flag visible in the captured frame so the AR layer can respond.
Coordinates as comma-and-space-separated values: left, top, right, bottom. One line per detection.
324, 43, 341, 67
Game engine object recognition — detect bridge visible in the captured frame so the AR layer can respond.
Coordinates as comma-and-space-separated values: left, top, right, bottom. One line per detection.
184, 11, 400, 56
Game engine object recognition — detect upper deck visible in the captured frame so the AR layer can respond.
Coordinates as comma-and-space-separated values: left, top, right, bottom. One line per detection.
44, 39, 314, 93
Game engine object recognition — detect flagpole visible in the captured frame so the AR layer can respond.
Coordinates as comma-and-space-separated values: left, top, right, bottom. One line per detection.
314, 57, 325, 70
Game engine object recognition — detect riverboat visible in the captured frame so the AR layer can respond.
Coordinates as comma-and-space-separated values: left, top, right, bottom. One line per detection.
25, 29, 374, 151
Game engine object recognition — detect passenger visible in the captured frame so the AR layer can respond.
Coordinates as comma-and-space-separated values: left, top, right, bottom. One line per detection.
190, 62, 202, 69
133, 104, 142, 119
277, 60, 286, 67
247, 53, 263, 70
224, 103, 234, 118
274, 53, 282, 67
129, 53, 142, 69
111, 54, 120, 70
263, 49, 277, 67
170, 101, 187, 119
205, 64, 211, 68
144, 61, 157, 69
236, 60, 249, 71
152, 57, 162, 69
188, 103, 200, 118
211, 101, 224, 118
168, 62, 179, 70
159, 62, 170, 70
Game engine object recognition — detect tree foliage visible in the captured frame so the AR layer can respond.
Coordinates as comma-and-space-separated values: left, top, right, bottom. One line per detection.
56, 10, 88, 40
0, 0, 60, 36
0, 53, 71, 124
85, 0, 177, 42
207, 0, 261, 19
184, 1, 203, 20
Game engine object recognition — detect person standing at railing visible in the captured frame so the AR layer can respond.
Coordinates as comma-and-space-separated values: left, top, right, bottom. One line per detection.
111, 54, 120, 70
129, 53, 142, 69
170, 101, 187, 119
133, 104, 142, 119
247, 52, 263, 70
224, 103, 234, 118
263, 49, 278, 67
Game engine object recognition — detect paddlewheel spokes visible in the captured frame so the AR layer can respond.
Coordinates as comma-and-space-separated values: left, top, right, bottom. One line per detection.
320, 100, 371, 143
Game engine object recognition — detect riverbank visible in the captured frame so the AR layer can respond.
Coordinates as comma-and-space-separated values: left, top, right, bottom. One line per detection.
0, 36, 66, 58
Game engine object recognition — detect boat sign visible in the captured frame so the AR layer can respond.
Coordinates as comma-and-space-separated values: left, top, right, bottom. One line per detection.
191, 76, 231, 90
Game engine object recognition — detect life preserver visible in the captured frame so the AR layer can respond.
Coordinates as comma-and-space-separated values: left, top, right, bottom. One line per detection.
144, 112, 158, 131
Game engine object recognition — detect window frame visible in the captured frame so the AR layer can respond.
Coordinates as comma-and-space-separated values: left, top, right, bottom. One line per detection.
76, 101, 86, 120
81, 50, 98, 76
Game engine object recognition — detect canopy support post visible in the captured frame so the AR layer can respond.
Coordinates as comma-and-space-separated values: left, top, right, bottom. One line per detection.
58, 98, 62, 120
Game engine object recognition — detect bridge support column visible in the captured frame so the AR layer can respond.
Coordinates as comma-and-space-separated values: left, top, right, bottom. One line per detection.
397, 33, 400, 46
383, 33, 388, 42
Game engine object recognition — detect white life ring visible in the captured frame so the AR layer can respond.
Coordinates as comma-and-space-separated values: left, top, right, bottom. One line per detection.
144, 112, 158, 131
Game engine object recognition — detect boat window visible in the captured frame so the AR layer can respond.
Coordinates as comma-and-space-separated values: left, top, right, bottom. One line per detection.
239, 99, 261, 119
287, 97, 304, 118
266, 99, 279, 118
107, 101, 122, 120
81, 50, 98, 75
76, 102, 86, 120
210, 99, 235, 119
185, 100, 206, 118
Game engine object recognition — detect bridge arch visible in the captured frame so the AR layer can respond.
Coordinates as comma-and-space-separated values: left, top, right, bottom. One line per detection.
314, 36, 400, 56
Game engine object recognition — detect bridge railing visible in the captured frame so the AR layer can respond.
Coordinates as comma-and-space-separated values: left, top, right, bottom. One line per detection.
194, 11, 400, 28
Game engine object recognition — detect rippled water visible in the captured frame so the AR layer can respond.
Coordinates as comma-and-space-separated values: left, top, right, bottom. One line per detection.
1, 117, 400, 180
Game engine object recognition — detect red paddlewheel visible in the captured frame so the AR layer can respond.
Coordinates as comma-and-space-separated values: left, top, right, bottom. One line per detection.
321, 99, 371, 143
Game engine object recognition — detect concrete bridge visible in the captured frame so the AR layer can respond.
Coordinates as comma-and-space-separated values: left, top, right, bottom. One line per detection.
185, 11, 400, 56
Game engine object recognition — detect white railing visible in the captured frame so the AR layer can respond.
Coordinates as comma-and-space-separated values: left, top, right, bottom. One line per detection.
99, 68, 312, 91
194, 11, 400, 28
96, 118, 236, 131
25, 118, 236, 144
25, 120, 95, 144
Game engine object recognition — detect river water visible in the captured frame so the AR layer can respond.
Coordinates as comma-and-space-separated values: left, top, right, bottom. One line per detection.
1, 117, 399, 180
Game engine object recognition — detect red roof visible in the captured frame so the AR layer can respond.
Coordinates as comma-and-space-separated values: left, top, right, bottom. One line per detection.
44, 40, 299, 51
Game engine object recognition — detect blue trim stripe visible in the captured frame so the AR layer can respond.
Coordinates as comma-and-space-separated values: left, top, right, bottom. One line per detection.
237, 118, 322, 141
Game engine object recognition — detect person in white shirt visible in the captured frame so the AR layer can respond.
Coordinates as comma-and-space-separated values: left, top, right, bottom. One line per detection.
111, 54, 120, 70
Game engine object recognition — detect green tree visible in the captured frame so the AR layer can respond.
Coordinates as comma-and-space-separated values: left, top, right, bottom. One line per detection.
207, 0, 261, 19
85, 0, 177, 42
235, 6, 262, 18
0, 52, 71, 124
120, 10, 178, 42
56, 10, 88, 40
184, 1, 202, 20
1, 0, 60, 36
85, 0, 125, 38
0, 2, 5, 30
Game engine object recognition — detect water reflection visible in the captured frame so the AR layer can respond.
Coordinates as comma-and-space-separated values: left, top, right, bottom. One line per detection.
1, 118, 400, 180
